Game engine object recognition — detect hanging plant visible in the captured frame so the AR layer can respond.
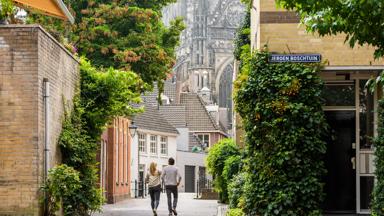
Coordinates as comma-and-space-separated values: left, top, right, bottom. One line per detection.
0, 0, 14, 24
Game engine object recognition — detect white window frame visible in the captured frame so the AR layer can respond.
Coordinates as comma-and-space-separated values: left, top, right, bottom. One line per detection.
138, 133, 147, 153
160, 136, 168, 156
150, 135, 158, 155
198, 134, 210, 148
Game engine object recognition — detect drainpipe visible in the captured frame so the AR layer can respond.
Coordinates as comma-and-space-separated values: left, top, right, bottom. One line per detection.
43, 78, 50, 213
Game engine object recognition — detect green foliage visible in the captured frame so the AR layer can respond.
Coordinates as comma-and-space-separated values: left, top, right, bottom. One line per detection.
75, 4, 184, 86
206, 138, 240, 203
233, 8, 250, 61
222, 155, 241, 184
0, 0, 14, 21
65, 0, 176, 18
226, 208, 245, 216
228, 172, 247, 209
28, 1, 184, 90
372, 99, 384, 215
58, 94, 104, 215
48, 59, 142, 215
43, 164, 82, 216
79, 58, 143, 138
234, 48, 327, 215
276, 0, 384, 58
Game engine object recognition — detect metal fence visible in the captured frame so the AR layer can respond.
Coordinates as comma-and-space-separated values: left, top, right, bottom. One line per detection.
196, 177, 214, 198
133, 180, 148, 198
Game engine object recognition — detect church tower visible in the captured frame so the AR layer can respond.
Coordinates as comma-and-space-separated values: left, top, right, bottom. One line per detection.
162, 0, 246, 133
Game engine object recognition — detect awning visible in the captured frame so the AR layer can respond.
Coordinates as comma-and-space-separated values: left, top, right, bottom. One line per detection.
13, 0, 74, 23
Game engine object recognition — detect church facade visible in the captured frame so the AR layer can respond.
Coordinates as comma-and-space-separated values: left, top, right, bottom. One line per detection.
163, 0, 246, 133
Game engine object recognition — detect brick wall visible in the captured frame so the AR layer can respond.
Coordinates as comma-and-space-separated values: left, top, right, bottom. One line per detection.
253, 0, 384, 66
104, 118, 132, 203
0, 25, 79, 215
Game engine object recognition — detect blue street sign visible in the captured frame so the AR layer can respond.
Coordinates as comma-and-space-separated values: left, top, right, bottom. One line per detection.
269, 54, 321, 63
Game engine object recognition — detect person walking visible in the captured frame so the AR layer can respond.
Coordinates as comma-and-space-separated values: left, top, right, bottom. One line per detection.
161, 157, 182, 216
145, 162, 162, 216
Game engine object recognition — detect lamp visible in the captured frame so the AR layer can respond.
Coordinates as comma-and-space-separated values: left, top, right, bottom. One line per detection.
129, 121, 138, 138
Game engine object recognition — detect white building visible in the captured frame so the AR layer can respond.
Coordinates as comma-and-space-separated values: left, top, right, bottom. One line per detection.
130, 104, 179, 197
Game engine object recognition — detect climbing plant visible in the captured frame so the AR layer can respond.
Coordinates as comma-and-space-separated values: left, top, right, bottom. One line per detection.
234, 48, 328, 215
372, 98, 384, 215
43, 58, 142, 215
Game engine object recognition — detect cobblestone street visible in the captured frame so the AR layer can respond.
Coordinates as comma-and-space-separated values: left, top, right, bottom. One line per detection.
93, 193, 218, 216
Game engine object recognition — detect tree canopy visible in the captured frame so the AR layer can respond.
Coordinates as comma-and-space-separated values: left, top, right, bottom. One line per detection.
28, 0, 184, 89
276, 0, 384, 58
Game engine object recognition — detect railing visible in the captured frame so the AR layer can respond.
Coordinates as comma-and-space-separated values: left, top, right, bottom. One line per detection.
133, 180, 148, 198
196, 177, 214, 198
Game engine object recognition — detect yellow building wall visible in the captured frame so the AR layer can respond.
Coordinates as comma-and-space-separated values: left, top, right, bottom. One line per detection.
259, 24, 384, 66
253, 0, 384, 66
260, 0, 285, 12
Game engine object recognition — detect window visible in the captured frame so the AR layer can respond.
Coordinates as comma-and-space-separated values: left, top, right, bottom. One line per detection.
198, 134, 210, 148
138, 133, 146, 153
160, 136, 168, 155
150, 135, 157, 154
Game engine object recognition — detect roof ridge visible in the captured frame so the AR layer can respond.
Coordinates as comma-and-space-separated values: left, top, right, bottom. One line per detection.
195, 94, 222, 131
134, 103, 179, 135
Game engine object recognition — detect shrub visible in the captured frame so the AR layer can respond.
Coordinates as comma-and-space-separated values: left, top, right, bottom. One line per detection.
234, 48, 327, 215
223, 155, 242, 184
228, 172, 246, 209
372, 99, 384, 215
226, 208, 245, 216
0, 0, 14, 21
206, 138, 239, 203
43, 165, 82, 216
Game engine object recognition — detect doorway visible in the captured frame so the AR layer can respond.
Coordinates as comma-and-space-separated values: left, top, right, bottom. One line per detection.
323, 111, 356, 213
185, 165, 196, 192
321, 75, 378, 215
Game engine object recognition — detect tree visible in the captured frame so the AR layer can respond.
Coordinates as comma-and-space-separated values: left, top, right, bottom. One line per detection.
276, 0, 384, 58
28, 0, 184, 89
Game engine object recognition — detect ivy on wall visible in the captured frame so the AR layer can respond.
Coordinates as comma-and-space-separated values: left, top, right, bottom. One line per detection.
44, 58, 142, 215
234, 48, 328, 215
372, 98, 384, 215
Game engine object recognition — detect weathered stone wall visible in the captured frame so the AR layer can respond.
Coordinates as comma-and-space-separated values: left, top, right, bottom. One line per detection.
0, 25, 79, 215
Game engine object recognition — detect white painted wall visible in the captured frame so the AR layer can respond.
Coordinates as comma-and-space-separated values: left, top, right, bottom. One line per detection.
176, 151, 210, 192
176, 128, 189, 151
130, 135, 139, 197
130, 129, 178, 197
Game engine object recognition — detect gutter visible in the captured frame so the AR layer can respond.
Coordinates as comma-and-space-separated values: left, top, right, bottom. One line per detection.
54, 0, 75, 24
43, 78, 50, 214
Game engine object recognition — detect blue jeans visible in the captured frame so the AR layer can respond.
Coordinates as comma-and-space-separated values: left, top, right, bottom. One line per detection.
149, 186, 161, 210
166, 185, 178, 213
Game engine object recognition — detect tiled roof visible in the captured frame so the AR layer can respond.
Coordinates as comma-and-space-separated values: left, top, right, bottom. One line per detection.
142, 80, 177, 106
134, 104, 179, 135
180, 93, 221, 132
159, 105, 187, 128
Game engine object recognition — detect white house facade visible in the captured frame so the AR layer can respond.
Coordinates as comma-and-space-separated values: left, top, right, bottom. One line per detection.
130, 105, 179, 198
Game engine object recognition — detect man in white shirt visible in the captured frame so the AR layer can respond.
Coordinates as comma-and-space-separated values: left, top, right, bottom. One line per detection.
161, 157, 182, 216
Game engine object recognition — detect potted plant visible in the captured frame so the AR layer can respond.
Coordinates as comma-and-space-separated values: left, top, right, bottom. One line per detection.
0, 0, 14, 24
